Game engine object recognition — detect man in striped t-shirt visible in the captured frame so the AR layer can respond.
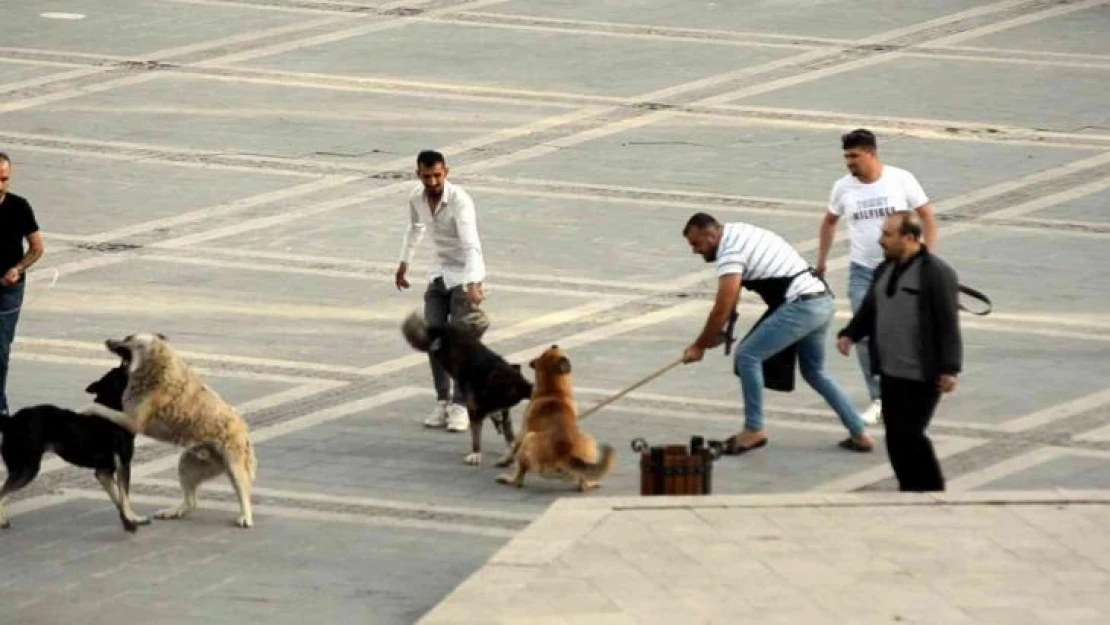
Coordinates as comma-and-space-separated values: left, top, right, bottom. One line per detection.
681, 212, 874, 455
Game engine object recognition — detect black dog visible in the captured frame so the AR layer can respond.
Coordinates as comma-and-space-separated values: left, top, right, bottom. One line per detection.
401, 311, 534, 466
0, 364, 150, 532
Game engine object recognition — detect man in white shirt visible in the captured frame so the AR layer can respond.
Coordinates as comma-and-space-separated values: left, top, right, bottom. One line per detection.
816, 129, 938, 425
395, 150, 487, 432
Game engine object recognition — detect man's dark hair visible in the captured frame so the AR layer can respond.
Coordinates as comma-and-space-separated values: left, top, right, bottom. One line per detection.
841, 129, 877, 152
0, 152, 10, 165
416, 150, 446, 169
895, 211, 923, 240
683, 212, 720, 236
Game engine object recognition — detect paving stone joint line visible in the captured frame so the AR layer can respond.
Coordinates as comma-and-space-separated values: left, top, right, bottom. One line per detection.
117, 483, 532, 530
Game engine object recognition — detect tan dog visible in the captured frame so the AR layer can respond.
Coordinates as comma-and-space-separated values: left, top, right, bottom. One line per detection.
83, 333, 258, 528
496, 345, 614, 491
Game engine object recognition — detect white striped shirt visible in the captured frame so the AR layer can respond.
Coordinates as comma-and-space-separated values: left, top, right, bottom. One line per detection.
715, 222, 826, 301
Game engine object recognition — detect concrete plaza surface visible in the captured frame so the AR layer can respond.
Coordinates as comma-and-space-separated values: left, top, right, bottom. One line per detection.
1, 0, 1108, 623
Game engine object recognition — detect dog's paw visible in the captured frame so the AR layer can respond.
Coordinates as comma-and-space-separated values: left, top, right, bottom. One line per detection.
120, 514, 149, 533
464, 452, 482, 466
234, 516, 253, 529
495, 474, 522, 488
578, 480, 600, 492
154, 507, 188, 520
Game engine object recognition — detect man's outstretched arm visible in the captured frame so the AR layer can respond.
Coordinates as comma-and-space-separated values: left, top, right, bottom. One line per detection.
683, 273, 741, 363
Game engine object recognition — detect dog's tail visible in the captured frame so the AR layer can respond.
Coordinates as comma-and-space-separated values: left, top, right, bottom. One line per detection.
401, 311, 432, 352
566, 444, 616, 481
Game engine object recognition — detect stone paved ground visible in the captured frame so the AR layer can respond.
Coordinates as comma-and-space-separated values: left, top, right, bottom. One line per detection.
418, 492, 1110, 625
1, 0, 1108, 623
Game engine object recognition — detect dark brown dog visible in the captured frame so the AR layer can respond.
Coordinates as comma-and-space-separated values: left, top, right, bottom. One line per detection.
401, 312, 533, 466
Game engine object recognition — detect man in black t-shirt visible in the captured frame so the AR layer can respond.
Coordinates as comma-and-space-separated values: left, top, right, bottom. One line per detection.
0, 153, 45, 415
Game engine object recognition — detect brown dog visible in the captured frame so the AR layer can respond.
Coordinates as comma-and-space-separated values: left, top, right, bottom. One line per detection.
496, 345, 614, 491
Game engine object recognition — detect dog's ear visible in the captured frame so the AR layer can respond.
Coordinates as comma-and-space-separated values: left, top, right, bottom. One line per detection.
84, 380, 100, 394
528, 358, 536, 369
156, 333, 168, 341
556, 356, 572, 374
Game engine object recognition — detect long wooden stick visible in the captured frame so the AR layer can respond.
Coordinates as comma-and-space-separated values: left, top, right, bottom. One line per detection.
578, 357, 685, 421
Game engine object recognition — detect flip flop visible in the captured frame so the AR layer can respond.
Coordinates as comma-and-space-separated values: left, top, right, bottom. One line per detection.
838, 437, 874, 453
722, 435, 768, 456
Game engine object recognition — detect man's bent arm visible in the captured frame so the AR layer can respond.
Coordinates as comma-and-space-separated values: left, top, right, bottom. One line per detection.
915, 203, 938, 250
839, 266, 880, 343
398, 201, 425, 265
816, 213, 839, 271
930, 261, 963, 375
693, 274, 741, 349
454, 195, 484, 285
14, 231, 43, 273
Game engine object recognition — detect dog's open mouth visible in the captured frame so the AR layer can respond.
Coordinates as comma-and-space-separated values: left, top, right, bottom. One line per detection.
105, 339, 132, 360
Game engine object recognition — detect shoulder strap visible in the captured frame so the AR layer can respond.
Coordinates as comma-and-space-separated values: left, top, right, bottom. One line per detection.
958, 284, 992, 316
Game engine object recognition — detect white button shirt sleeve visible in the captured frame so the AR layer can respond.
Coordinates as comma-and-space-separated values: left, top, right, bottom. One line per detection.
453, 190, 485, 285
398, 195, 425, 264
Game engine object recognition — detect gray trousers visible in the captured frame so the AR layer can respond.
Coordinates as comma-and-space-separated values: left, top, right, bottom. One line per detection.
424, 277, 483, 405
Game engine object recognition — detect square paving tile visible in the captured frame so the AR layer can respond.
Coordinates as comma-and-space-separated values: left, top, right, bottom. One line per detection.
233, 19, 799, 97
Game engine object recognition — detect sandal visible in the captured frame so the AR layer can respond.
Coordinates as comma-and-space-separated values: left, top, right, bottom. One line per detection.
722, 435, 768, 456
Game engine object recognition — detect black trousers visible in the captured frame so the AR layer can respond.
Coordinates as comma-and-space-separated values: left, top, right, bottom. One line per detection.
881, 374, 945, 492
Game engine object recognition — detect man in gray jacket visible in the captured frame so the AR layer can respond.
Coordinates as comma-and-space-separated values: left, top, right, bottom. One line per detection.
836, 212, 961, 492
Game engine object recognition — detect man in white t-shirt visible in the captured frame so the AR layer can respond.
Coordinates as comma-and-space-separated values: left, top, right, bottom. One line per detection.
815, 129, 938, 425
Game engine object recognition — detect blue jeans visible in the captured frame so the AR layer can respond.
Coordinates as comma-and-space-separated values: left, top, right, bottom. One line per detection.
848, 262, 882, 401
0, 281, 25, 414
734, 294, 866, 438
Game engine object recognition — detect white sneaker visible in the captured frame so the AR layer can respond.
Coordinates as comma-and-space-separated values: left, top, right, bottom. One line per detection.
423, 401, 448, 428
445, 403, 469, 432
860, 400, 882, 425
